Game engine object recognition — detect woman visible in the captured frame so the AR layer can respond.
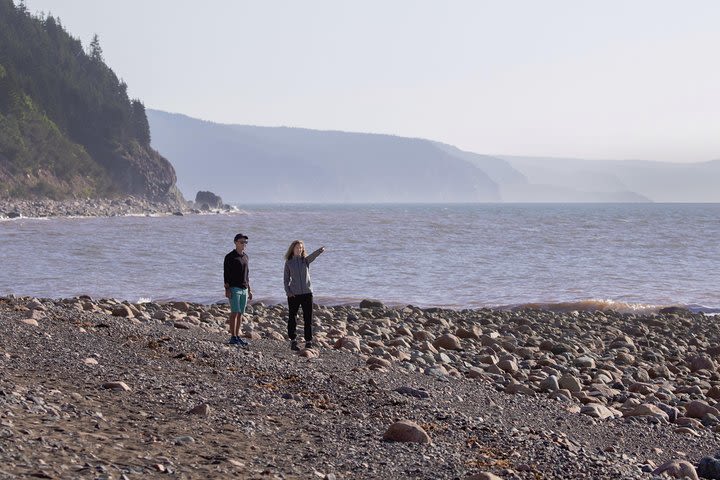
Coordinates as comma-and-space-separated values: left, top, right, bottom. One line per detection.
284, 240, 325, 350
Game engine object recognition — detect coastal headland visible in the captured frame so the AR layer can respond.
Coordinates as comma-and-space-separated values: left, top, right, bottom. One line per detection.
2, 295, 719, 479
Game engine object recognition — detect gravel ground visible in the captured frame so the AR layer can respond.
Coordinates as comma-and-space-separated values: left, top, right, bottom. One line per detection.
1, 296, 718, 479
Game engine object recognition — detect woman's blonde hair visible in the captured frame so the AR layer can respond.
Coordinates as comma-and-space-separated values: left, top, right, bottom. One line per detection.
284, 240, 305, 260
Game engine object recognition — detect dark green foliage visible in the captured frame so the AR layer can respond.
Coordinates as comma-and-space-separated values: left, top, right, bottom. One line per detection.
88, 33, 103, 62
131, 99, 151, 145
0, 0, 158, 199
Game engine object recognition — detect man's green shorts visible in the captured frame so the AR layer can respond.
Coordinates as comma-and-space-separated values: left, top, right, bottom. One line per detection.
229, 287, 248, 313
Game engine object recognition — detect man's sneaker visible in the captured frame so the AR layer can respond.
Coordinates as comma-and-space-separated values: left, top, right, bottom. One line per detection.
236, 337, 250, 348
228, 336, 239, 345
305, 341, 313, 349
290, 340, 299, 351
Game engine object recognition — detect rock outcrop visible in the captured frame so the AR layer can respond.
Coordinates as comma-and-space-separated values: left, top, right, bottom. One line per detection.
194, 191, 224, 210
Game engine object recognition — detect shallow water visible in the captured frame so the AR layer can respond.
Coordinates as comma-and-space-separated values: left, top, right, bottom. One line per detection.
1, 203, 718, 312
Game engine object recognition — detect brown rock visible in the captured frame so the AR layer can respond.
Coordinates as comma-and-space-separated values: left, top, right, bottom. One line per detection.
112, 305, 134, 318
497, 357, 518, 374
581, 404, 617, 419
187, 403, 211, 416
25, 309, 45, 320
652, 459, 698, 480
685, 400, 720, 419
615, 352, 636, 365
367, 356, 392, 368
467, 473, 504, 480
624, 403, 669, 422
333, 336, 361, 352
413, 330, 435, 342
382, 420, 431, 443
268, 331, 286, 341
395, 326, 412, 336
300, 348, 318, 358
675, 417, 703, 429
466, 367, 485, 379
244, 331, 262, 340
688, 355, 716, 372
456, 326, 482, 340
386, 337, 410, 348
433, 334, 462, 351
628, 382, 657, 395
574, 355, 596, 368
706, 386, 720, 400
171, 301, 191, 312
558, 374, 582, 392
505, 382, 535, 396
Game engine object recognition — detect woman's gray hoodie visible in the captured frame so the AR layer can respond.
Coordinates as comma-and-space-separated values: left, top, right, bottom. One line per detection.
284, 248, 324, 296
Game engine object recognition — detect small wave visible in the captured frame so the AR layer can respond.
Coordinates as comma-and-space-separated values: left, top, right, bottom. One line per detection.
685, 304, 720, 315
217, 205, 250, 215
0, 215, 51, 222
123, 213, 170, 218
509, 299, 664, 314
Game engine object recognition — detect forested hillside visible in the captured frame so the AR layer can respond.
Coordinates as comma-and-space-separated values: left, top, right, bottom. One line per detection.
0, 0, 181, 202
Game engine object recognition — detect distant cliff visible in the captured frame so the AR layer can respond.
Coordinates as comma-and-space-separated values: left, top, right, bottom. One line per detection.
0, 0, 182, 203
500, 155, 720, 203
148, 110, 665, 204
148, 110, 503, 203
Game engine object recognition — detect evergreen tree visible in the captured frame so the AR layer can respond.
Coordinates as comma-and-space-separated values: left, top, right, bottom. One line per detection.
88, 33, 103, 62
131, 99, 151, 145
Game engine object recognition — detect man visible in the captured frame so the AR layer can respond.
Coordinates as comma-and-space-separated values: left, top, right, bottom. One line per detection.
223, 233, 253, 346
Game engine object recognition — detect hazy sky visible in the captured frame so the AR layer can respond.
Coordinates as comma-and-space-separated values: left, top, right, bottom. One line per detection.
22, 0, 720, 162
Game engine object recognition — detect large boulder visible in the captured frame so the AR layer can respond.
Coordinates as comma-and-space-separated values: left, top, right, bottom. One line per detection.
698, 454, 720, 480
652, 460, 699, 480
433, 334, 462, 351
359, 299, 384, 309
195, 190, 224, 209
382, 420, 430, 443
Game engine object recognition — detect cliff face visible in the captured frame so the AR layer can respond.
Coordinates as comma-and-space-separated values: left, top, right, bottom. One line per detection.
107, 142, 181, 203
0, 0, 183, 204
148, 110, 504, 204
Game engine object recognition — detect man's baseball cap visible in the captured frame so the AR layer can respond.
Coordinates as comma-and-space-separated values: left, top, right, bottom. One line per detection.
234, 233, 249, 242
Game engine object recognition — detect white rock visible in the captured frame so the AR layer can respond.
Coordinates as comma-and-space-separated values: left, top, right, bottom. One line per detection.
101, 381, 131, 392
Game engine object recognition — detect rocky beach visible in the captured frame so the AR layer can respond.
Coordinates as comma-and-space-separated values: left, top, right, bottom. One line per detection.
2, 295, 720, 479
0, 196, 236, 219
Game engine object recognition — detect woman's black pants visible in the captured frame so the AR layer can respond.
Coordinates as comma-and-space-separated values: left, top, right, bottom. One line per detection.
288, 293, 313, 341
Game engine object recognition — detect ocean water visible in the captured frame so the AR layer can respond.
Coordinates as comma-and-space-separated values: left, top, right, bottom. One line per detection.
1, 203, 718, 313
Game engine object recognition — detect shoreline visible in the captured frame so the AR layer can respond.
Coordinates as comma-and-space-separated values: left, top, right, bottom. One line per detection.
56, 293, 720, 316
3, 291, 717, 316
0, 196, 242, 219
